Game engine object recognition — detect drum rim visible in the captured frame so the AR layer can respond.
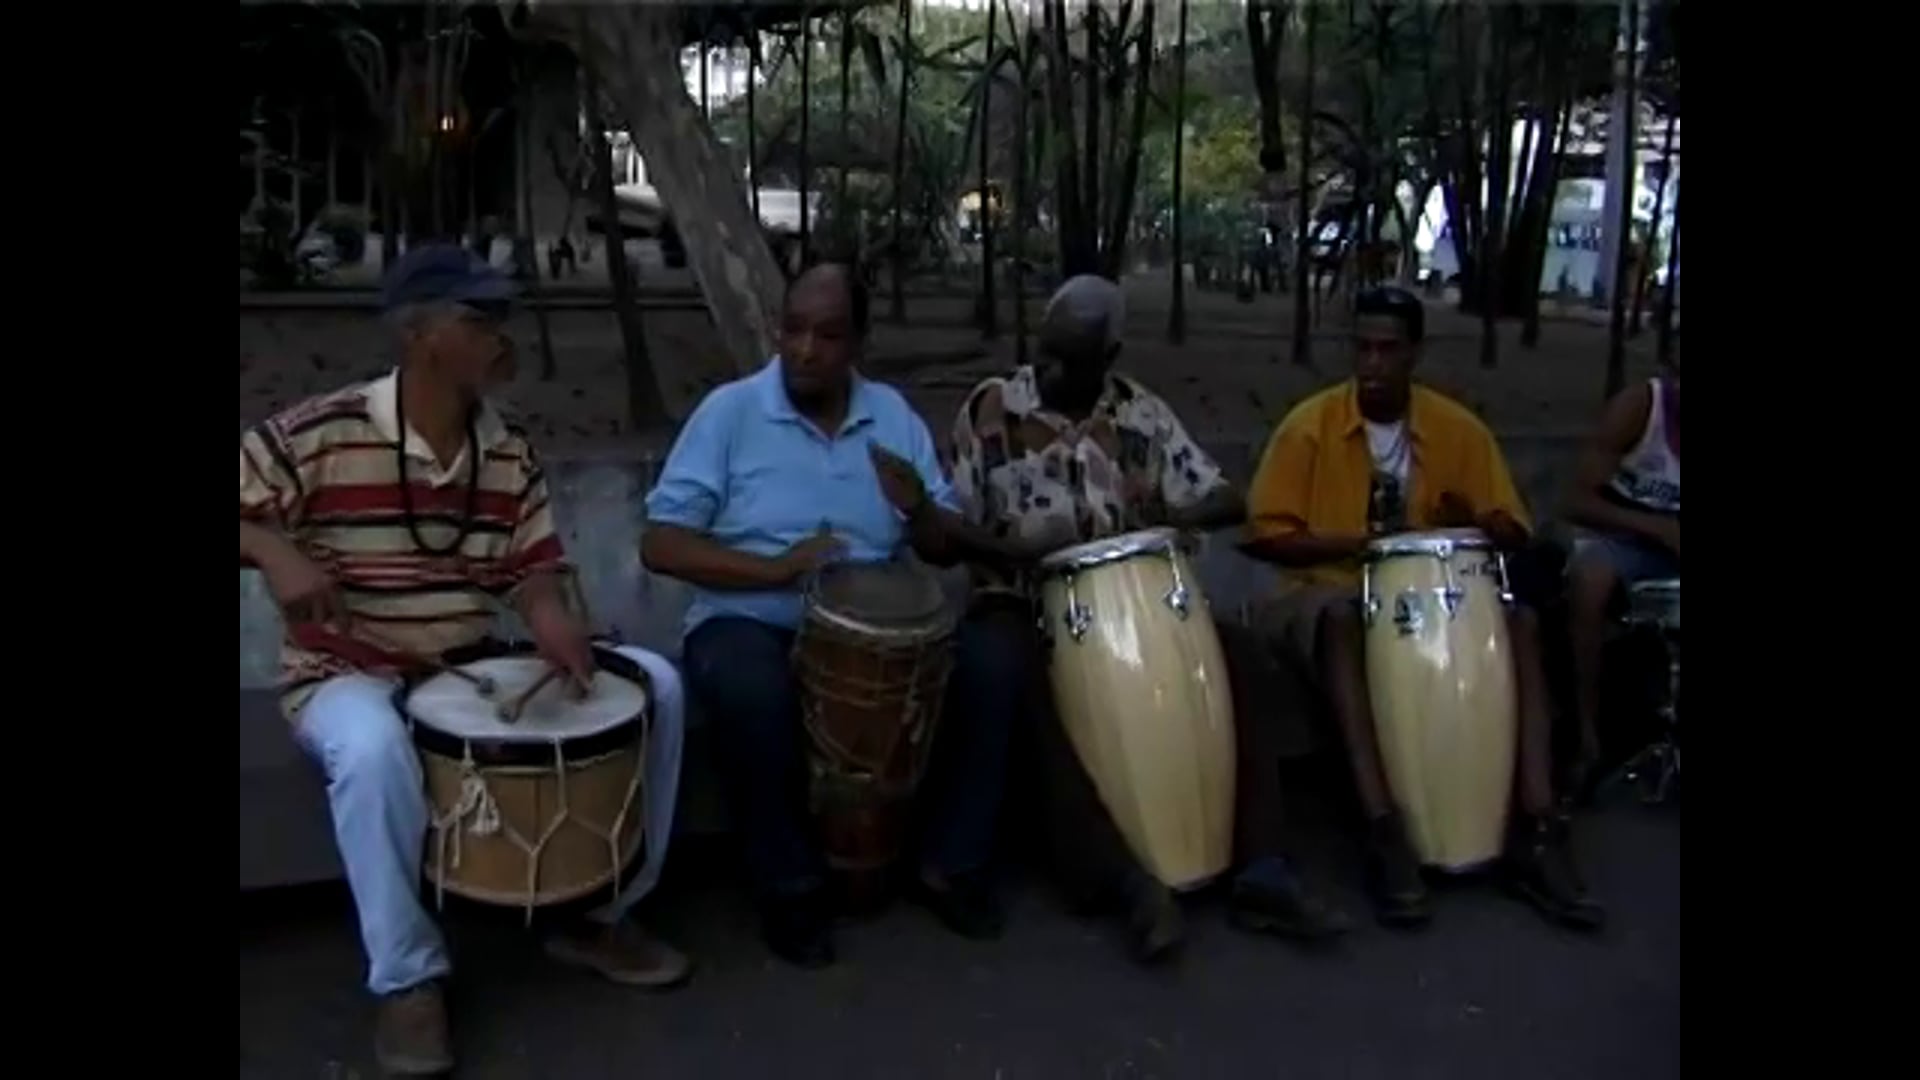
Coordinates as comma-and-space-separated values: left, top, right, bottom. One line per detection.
1628, 578, 1682, 596
1036, 526, 1180, 575
1363, 527, 1495, 561
804, 561, 957, 642
398, 639, 651, 766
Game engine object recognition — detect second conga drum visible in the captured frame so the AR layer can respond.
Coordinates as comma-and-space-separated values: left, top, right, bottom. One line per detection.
1361, 528, 1517, 871
1038, 528, 1236, 891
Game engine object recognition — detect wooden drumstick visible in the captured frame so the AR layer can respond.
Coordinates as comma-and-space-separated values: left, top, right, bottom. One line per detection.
295, 623, 498, 696
497, 665, 564, 724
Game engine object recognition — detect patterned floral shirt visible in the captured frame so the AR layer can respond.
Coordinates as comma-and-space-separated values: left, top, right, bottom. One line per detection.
948, 365, 1227, 596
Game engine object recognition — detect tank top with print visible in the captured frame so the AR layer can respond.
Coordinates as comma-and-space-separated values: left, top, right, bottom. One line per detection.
1604, 376, 1680, 515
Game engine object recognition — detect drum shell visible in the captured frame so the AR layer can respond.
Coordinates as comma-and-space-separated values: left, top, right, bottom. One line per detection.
405, 643, 650, 909
1039, 540, 1236, 890
795, 600, 956, 878
1363, 543, 1517, 871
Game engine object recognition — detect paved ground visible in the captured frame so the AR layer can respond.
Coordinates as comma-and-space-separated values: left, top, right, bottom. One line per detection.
239, 786, 1679, 1080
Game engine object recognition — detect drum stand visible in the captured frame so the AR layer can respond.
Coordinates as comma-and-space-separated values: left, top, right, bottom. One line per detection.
1612, 628, 1680, 805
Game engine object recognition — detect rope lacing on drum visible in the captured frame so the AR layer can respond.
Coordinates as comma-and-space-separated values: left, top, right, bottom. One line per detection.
417, 714, 651, 927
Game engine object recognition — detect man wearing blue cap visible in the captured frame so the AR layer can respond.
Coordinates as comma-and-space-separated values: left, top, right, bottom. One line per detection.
239, 245, 691, 1075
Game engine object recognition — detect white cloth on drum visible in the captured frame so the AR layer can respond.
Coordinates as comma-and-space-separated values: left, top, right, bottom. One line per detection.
295, 673, 452, 996
292, 645, 686, 993
585, 645, 685, 926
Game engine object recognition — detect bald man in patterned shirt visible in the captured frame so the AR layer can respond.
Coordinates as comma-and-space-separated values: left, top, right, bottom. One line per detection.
944, 276, 1349, 965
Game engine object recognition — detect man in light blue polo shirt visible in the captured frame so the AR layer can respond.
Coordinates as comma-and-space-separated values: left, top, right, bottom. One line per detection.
641, 264, 1027, 969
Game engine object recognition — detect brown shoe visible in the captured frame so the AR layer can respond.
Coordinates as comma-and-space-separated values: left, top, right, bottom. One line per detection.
374, 982, 453, 1077
544, 920, 693, 988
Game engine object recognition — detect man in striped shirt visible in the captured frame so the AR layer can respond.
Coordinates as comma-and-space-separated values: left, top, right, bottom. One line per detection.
238, 245, 689, 1076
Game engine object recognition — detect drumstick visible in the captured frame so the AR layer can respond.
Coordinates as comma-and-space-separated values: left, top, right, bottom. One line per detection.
292, 622, 498, 696
498, 665, 564, 724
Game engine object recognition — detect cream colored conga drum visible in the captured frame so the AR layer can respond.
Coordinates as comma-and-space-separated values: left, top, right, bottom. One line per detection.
1037, 527, 1235, 890
399, 642, 651, 921
1361, 528, 1517, 871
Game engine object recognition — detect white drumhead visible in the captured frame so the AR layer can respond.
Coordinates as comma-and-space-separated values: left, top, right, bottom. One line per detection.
405, 656, 648, 743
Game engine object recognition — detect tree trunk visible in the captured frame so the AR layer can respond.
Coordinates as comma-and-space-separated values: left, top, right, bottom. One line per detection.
1291, 4, 1316, 367
564, 5, 789, 386
1478, 9, 1514, 368
800, 9, 814, 263
1045, 0, 1092, 276
1656, 179, 1679, 369
290, 111, 304, 237
1081, 5, 1101, 262
747, 13, 761, 225
582, 68, 666, 429
1519, 97, 1572, 347
326, 106, 339, 209
1012, 2, 1032, 366
838, 7, 853, 254
978, 0, 999, 335
1101, 2, 1133, 231
426, 0, 446, 239
890, 0, 913, 322
1168, 0, 1189, 343
1246, 1, 1289, 193
1630, 110, 1677, 336
1100, 1, 1153, 281
1604, 0, 1641, 400
517, 67, 558, 382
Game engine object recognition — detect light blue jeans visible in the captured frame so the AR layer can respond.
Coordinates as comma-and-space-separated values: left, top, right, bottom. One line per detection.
292, 645, 686, 996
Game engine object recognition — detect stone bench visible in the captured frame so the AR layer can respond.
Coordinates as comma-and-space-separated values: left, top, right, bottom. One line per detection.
238, 436, 1582, 891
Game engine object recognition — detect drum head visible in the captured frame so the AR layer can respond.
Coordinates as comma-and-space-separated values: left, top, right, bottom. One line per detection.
1365, 527, 1492, 561
810, 561, 953, 638
1038, 527, 1179, 575
405, 655, 648, 752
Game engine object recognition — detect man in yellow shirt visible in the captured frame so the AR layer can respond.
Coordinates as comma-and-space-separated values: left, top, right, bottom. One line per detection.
1242, 287, 1601, 931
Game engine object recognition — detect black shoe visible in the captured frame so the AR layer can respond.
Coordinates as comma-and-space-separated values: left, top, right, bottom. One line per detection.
912, 868, 1006, 941
761, 892, 836, 969
1366, 812, 1432, 928
1505, 814, 1606, 931
1229, 856, 1353, 942
1122, 870, 1186, 965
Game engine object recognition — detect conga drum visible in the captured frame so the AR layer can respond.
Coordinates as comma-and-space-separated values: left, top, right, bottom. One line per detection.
793, 560, 958, 900
398, 641, 651, 921
1361, 528, 1517, 871
1037, 528, 1236, 891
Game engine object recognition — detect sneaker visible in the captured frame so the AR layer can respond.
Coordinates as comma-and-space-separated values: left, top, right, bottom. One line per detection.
1229, 856, 1353, 942
374, 982, 454, 1077
762, 891, 836, 969
1506, 814, 1606, 931
911, 867, 1006, 941
544, 920, 694, 988
1366, 812, 1432, 928
1123, 869, 1186, 965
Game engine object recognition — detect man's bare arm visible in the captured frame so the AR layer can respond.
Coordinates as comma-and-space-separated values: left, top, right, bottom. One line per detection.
640, 521, 826, 592
1239, 529, 1371, 569
1563, 383, 1674, 544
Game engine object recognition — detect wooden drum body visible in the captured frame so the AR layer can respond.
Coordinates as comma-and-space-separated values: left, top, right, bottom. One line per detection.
1038, 528, 1236, 891
400, 643, 651, 917
795, 561, 957, 887
1361, 529, 1517, 872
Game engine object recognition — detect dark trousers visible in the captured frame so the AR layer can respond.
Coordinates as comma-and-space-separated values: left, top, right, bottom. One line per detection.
984, 607, 1303, 912
682, 610, 1023, 900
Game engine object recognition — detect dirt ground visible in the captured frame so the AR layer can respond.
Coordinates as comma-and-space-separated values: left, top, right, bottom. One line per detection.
238, 275, 1667, 456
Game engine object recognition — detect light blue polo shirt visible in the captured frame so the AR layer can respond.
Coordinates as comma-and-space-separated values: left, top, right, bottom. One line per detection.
643, 357, 960, 636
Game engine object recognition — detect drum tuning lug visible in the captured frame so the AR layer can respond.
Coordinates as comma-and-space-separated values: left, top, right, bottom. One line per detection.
1163, 584, 1191, 619
1438, 586, 1464, 618
1392, 590, 1424, 637
1064, 602, 1092, 642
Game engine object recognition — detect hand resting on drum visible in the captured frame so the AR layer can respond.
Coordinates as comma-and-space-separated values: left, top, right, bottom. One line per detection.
516, 571, 598, 692
640, 521, 848, 592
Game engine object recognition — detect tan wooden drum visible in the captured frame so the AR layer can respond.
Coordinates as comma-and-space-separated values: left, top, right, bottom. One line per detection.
1361, 528, 1517, 871
399, 642, 651, 920
794, 560, 957, 895
1038, 527, 1236, 891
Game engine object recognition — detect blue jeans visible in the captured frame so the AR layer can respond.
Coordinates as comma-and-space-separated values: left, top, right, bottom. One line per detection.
292, 645, 686, 995
1573, 528, 1680, 585
683, 608, 1025, 899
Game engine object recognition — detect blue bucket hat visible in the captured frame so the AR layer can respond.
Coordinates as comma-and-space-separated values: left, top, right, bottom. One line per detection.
380, 243, 517, 316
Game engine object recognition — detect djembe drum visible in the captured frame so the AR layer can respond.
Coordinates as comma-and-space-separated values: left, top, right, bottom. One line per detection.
793, 560, 958, 903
